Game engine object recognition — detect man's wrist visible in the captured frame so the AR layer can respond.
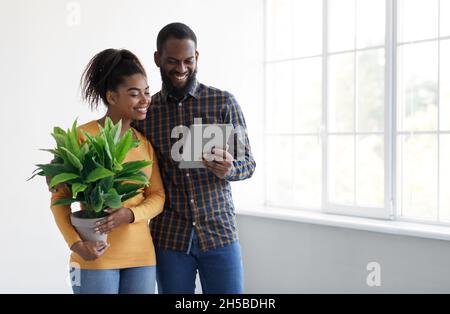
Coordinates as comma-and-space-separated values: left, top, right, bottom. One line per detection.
222, 164, 236, 180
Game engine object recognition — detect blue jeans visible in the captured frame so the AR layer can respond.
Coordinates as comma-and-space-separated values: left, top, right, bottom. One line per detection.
71, 266, 156, 294
156, 229, 244, 294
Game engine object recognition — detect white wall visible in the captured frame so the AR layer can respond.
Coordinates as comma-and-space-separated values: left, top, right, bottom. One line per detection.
0, 0, 264, 293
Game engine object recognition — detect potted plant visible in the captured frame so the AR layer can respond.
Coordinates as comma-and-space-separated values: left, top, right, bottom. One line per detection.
29, 117, 152, 242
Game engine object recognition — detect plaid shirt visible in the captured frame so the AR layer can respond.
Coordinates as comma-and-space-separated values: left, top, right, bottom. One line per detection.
132, 81, 256, 252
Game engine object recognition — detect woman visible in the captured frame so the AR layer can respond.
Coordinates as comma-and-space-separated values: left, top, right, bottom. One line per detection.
50, 49, 165, 294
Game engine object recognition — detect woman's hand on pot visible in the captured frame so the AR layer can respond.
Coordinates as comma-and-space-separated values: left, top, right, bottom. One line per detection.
70, 240, 109, 261
94, 207, 135, 235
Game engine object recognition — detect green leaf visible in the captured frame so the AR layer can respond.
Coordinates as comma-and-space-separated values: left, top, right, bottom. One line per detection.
86, 167, 115, 183
104, 188, 122, 209
96, 133, 112, 169
104, 118, 120, 158
27, 170, 45, 181
97, 121, 105, 134
114, 174, 149, 185
40, 148, 64, 161
93, 144, 105, 166
102, 133, 113, 162
115, 183, 145, 195
75, 192, 86, 202
82, 185, 94, 208
118, 160, 152, 175
39, 148, 59, 155
80, 155, 96, 178
106, 133, 116, 163
49, 173, 80, 188
99, 176, 114, 192
31, 167, 42, 174
81, 142, 89, 155
115, 129, 133, 164
53, 126, 66, 136
51, 198, 77, 206
89, 185, 104, 213
111, 119, 122, 144
52, 133, 66, 147
67, 119, 81, 158
34, 163, 70, 177
113, 161, 123, 172
60, 147, 83, 171
121, 191, 140, 202
82, 130, 105, 165
105, 116, 114, 133
80, 129, 95, 145
71, 183, 87, 199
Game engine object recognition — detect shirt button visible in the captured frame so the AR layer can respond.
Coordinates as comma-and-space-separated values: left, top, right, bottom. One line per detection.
186, 173, 190, 177
190, 199, 194, 204
178, 102, 182, 107
192, 221, 196, 226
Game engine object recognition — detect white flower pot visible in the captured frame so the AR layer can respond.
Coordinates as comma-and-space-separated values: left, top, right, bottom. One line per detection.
70, 210, 108, 242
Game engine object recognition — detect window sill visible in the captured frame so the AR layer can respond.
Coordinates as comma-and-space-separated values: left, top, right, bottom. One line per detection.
236, 206, 450, 242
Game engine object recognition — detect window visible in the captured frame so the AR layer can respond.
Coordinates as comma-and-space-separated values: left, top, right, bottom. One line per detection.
265, 0, 323, 210
265, 0, 450, 224
397, 0, 450, 223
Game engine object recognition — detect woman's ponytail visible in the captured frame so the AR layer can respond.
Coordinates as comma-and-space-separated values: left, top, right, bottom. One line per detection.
81, 49, 146, 109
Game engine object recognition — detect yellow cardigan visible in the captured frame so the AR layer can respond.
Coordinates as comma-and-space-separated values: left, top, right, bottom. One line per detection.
50, 120, 165, 269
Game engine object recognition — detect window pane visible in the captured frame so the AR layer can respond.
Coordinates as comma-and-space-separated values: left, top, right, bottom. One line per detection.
329, 135, 354, 205
357, 49, 385, 132
294, 136, 322, 208
294, 57, 322, 133
440, 134, 450, 221
398, 0, 439, 43
329, 53, 354, 132
397, 42, 438, 132
356, 0, 385, 49
266, 0, 293, 60
293, 0, 322, 58
356, 135, 384, 208
441, 0, 450, 37
266, 62, 293, 134
398, 134, 438, 220
266, 135, 293, 205
440, 40, 450, 130
328, 0, 355, 52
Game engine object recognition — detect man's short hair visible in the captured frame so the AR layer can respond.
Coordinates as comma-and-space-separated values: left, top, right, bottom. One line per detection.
157, 22, 197, 52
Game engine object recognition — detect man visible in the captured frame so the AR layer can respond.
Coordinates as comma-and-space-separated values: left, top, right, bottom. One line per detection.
132, 22, 256, 294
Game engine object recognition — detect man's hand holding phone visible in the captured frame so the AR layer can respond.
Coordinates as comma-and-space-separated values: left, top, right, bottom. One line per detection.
202, 145, 234, 179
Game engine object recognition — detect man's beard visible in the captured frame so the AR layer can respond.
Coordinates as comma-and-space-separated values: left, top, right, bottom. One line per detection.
160, 67, 198, 101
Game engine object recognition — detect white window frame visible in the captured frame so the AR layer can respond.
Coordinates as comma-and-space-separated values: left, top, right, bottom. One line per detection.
394, 0, 450, 227
322, 0, 394, 219
263, 0, 394, 219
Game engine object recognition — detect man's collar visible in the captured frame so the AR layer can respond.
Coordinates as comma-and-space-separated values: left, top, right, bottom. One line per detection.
161, 80, 201, 103
189, 80, 201, 99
